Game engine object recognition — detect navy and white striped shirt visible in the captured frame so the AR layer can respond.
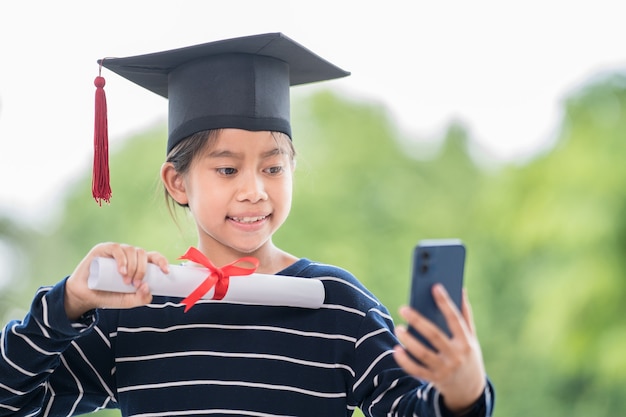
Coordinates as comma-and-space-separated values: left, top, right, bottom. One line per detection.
0, 259, 493, 416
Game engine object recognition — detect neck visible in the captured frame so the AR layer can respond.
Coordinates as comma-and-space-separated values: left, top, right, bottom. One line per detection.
193, 240, 297, 275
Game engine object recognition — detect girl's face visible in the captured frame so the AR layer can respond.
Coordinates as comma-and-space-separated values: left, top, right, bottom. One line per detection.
169, 129, 294, 259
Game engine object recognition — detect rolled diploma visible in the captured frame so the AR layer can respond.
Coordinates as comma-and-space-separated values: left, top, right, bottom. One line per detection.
88, 257, 325, 309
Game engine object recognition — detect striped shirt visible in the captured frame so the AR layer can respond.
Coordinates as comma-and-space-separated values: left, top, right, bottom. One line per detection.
0, 258, 493, 416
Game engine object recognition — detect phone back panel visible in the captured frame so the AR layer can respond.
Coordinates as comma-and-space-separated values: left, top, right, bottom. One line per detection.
409, 239, 465, 344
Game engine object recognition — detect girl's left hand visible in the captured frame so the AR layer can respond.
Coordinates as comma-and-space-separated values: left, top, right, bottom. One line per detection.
393, 285, 486, 414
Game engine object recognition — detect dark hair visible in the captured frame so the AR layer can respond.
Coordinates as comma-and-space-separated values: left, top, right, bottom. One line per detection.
163, 129, 295, 215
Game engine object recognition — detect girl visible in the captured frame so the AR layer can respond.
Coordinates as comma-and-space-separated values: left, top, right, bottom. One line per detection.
0, 33, 493, 417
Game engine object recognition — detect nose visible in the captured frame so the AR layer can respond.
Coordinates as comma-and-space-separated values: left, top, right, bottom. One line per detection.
236, 171, 268, 203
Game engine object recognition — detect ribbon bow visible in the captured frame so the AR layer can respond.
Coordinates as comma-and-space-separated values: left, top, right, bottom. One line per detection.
179, 247, 259, 312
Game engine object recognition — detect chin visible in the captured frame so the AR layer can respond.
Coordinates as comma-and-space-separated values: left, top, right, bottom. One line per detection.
229, 240, 268, 256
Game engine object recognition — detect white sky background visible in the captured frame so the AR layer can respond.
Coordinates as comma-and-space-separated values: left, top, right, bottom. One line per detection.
1, 0, 625, 225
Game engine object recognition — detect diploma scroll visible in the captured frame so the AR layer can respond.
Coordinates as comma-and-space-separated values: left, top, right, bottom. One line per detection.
88, 257, 325, 309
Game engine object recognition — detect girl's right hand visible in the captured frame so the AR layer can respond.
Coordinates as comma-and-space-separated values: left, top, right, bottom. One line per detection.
64, 243, 170, 320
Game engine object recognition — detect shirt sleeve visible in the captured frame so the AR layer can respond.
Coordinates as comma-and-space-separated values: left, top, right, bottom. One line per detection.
437, 379, 495, 417
0, 278, 118, 416
353, 308, 495, 417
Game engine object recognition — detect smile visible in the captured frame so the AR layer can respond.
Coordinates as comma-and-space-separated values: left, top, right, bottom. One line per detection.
229, 215, 268, 224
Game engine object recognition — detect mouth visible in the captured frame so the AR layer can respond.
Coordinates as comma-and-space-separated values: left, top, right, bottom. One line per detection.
228, 215, 269, 224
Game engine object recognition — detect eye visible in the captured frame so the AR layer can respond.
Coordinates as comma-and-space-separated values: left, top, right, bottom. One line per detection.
265, 166, 284, 175
216, 167, 237, 176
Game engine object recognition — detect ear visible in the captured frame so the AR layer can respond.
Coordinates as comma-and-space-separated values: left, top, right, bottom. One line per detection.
161, 162, 188, 205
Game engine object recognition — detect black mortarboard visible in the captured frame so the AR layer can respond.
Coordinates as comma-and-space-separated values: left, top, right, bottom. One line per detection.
100, 32, 350, 153
92, 32, 349, 204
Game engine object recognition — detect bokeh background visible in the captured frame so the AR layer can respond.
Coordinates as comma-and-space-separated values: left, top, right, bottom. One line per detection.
2, 1, 626, 416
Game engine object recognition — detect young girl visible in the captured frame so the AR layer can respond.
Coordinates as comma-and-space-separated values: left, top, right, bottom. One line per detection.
0, 33, 493, 417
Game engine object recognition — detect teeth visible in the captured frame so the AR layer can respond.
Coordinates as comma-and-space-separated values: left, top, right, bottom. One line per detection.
231, 215, 266, 223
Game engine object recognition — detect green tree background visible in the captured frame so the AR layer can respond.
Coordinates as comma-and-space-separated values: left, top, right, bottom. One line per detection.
2, 71, 626, 416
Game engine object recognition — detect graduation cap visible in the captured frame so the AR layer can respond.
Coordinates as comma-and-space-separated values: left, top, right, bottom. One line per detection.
92, 32, 350, 205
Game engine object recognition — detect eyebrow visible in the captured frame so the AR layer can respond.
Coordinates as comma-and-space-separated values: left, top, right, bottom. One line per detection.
207, 147, 286, 159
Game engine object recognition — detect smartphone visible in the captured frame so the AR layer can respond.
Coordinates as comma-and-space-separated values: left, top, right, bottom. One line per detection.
408, 239, 466, 351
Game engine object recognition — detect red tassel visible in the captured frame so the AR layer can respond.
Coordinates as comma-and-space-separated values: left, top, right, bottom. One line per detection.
93, 72, 112, 205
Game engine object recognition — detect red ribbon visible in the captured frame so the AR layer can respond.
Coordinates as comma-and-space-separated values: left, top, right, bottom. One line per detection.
179, 247, 259, 312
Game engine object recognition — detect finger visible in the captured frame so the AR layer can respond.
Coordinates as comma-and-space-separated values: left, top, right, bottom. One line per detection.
105, 243, 130, 282
395, 323, 440, 367
147, 251, 170, 274
121, 245, 137, 282
461, 289, 477, 336
398, 306, 449, 357
101, 280, 153, 309
124, 245, 147, 285
132, 281, 153, 305
432, 284, 469, 340
392, 344, 433, 381
134, 247, 150, 286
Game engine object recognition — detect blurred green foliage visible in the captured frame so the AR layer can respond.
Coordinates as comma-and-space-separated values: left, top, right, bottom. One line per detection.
2, 72, 626, 416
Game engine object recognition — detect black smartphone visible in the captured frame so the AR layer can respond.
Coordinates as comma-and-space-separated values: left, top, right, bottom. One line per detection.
408, 239, 466, 350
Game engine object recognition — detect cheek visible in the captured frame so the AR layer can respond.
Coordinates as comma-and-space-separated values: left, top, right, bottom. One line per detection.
185, 176, 219, 209
277, 179, 294, 208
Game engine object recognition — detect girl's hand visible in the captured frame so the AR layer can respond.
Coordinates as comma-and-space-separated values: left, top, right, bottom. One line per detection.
393, 285, 487, 414
64, 243, 169, 320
